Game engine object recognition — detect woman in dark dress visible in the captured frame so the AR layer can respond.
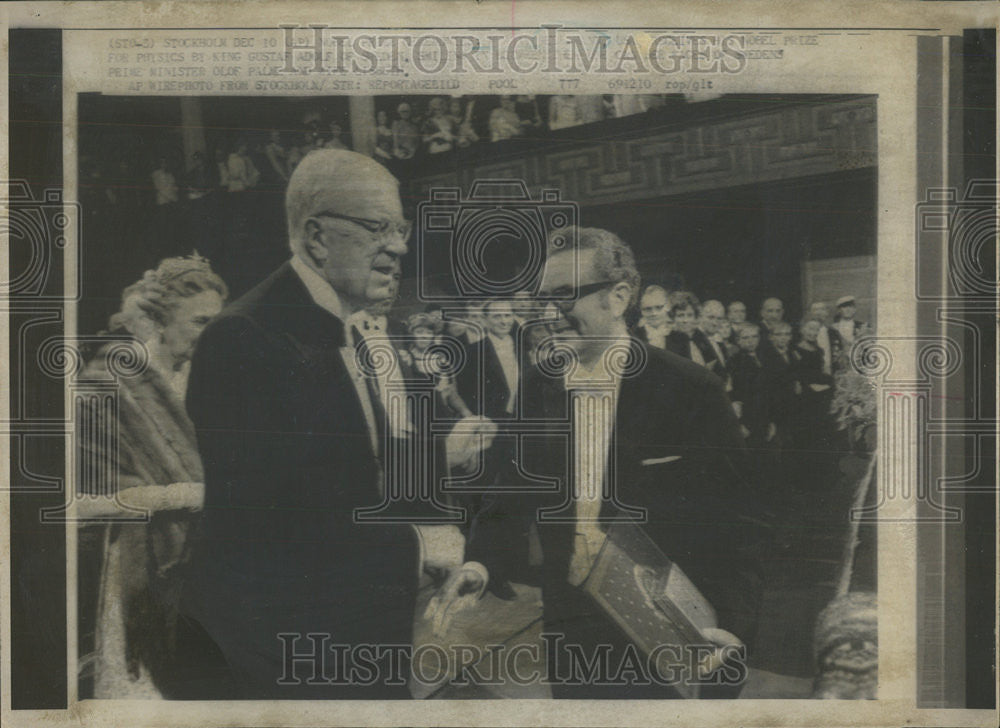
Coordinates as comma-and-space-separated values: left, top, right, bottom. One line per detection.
792, 318, 835, 454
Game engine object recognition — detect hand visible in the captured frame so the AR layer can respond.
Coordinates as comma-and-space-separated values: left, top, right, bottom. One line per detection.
416, 525, 465, 571
445, 416, 498, 473
166, 481, 205, 511
423, 562, 488, 638
696, 627, 745, 679
119, 482, 204, 512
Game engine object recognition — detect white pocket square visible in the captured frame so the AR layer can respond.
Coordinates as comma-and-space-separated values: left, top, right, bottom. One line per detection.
640, 455, 682, 466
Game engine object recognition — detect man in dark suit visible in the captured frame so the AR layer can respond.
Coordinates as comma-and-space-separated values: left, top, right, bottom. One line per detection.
456, 299, 521, 421
181, 150, 489, 698
699, 300, 730, 370
468, 227, 766, 698
757, 296, 787, 360
728, 322, 776, 449
454, 299, 532, 597
760, 321, 798, 443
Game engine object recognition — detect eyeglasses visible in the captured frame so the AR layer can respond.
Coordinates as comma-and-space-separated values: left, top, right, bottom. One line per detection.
539, 280, 617, 311
314, 211, 413, 241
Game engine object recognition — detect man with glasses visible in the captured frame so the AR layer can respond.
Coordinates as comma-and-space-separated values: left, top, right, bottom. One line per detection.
181, 150, 490, 698
468, 226, 766, 698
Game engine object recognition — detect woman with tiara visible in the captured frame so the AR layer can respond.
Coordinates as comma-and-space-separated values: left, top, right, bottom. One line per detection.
76, 255, 228, 698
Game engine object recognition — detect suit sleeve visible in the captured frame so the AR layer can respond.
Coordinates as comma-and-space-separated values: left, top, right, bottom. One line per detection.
185, 314, 289, 525
683, 373, 768, 646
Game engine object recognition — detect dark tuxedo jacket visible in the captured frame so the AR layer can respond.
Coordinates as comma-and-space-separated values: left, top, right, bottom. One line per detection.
469, 340, 766, 686
760, 346, 798, 438
455, 333, 523, 422
699, 329, 729, 369
728, 349, 770, 443
665, 329, 722, 374
182, 262, 431, 698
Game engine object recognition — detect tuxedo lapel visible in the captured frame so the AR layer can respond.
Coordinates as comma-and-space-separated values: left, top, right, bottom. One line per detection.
257, 263, 372, 459
601, 340, 654, 520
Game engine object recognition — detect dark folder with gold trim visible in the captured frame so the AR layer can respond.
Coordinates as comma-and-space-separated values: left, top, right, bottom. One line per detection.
582, 520, 718, 698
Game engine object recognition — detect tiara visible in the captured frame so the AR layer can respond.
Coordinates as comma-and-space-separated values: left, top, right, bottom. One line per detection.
152, 251, 214, 286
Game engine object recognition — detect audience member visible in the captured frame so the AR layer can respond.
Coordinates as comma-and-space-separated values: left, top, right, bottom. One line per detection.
453, 97, 480, 147
758, 296, 787, 358
151, 158, 179, 206
263, 130, 289, 186
728, 300, 748, 325
324, 121, 348, 150
489, 96, 527, 142
225, 140, 259, 192
807, 301, 840, 375
699, 299, 730, 368
212, 148, 229, 190
373, 110, 394, 163
184, 152, 211, 201
716, 318, 739, 359
833, 295, 870, 350
455, 299, 529, 599
666, 291, 719, 371
632, 284, 672, 349
793, 319, 835, 454
761, 321, 799, 449
728, 322, 776, 448
392, 103, 421, 159
548, 95, 585, 130
422, 97, 455, 154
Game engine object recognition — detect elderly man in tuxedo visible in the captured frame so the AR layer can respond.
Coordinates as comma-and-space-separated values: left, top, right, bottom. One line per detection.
468, 227, 766, 698
181, 149, 490, 698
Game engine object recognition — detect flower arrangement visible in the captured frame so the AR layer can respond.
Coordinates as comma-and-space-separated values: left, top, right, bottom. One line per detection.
831, 363, 878, 450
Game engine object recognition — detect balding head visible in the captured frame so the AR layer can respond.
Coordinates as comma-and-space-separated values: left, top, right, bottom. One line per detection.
760, 297, 784, 324
700, 299, 725, 334
285, 149, 402, 257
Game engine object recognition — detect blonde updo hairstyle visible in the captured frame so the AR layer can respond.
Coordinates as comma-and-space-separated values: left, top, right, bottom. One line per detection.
109, 255, 228, 343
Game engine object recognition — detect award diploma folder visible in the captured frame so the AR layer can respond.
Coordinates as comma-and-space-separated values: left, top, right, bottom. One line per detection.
582, 520, 718, 698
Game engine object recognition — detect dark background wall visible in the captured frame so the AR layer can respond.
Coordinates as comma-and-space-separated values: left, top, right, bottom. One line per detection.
582, 168, 875, 320
76, 93, 877, 335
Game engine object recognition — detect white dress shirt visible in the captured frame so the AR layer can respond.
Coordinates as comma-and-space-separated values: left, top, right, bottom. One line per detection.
641, 322, 668, 350
707, 333, 728, 366
290, 255, 465, 571
488, 332, 519, 414
816, 326, 833, 375
291, 255, 411, 460
563, 339, 628, 586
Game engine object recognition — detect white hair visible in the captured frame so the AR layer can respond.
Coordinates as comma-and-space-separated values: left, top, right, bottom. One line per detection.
702, 299, 725, 316
285, 148, 399, 257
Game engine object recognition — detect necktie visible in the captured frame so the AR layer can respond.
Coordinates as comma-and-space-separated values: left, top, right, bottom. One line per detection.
352, 325, 388, 459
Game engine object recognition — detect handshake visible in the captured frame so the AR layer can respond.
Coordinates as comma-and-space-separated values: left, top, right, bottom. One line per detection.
444, 415, 499, 474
